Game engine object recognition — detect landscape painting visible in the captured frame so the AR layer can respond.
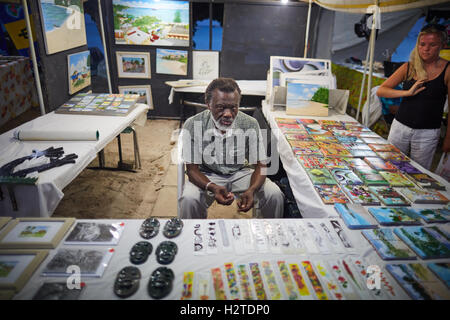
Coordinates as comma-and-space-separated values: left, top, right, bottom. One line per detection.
119, 85, 153, 108
156, 48, 188, 75
67, 50, 91, 95
286, 81, 329, 116
113, 0, 189, 47
116, 51, 151, 78
38, 0, 87, 54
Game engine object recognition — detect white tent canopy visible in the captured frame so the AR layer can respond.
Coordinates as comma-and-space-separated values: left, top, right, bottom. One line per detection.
310, 0, 449, 13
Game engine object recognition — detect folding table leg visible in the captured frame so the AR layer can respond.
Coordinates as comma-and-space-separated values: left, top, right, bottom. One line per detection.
7, 185, 18, 211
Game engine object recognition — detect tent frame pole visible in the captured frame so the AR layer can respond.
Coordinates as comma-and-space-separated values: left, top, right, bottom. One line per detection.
22, 0, 46, 115
304, 0, 312, 58
98, 0, 112, 93
356, 43, 371, 122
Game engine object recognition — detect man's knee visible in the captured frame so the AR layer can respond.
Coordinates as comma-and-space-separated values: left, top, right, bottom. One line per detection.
261, 180, 284, 205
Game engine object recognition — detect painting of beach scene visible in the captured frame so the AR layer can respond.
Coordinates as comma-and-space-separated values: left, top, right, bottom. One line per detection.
67, 50, 91, 94
113, 0, 189, 47
38, 0, 87, 54
286, 81, 329, 116
156, 48, 188, 75
116, 51, 151, 78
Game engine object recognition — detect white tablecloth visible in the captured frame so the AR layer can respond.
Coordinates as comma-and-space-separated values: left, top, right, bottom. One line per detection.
0, 104, 149, 217
12, 218, 415, 300
261, 100, 450, 218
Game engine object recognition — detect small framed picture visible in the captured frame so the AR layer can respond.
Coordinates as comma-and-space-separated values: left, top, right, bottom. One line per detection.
41, 247, 114, 278
116, 51, 151, 78
192, 51, 219, 80
0, 249, 49, 292
0, 218, 12, 231
156, 48, 188, 75
67, 50, 91, 94
0, 218, 75, 249
118, 85, 153, 109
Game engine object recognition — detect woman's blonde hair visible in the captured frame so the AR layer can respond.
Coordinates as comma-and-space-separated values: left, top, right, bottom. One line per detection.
408, 25, 447, 80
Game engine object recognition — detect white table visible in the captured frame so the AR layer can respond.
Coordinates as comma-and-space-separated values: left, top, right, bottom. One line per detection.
12, 218, 417, 300
0, 104, 149, 217
261, 100, 450, 218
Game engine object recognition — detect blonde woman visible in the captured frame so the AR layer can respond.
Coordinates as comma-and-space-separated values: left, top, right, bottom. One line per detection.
377, 24, 449, 170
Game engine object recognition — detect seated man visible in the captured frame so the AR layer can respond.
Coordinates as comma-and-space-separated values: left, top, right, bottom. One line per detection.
179, 78, 284, 219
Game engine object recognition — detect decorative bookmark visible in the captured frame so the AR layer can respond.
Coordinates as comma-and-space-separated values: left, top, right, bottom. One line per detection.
350, 257, 392, 300
289, 263, 312, 299
228, 221, 246, 255
263, 221, 280, 254
249, 262, 267, 300
318, 221, 344, 253
301, 261, 328, 300
340, 259, 372, 299
181, 272, 194, 300
329, 219, 354, 249
206, 221, 218, 255
277, 261, 298, 300
314, 261, 345, 300
305, 222, 331, 254
285, 222, 306, 254
224, 263, 240, 300
250, 220, 269, 252
274, 222, 291, 254
261, 261, 282, 300
296, 221, 319, 254
193, 222, 206, 255
218, 220, 232, 253
211, 267, 227, 300
237, 264, 254, 300
240, 220, 256, 253
197, 272, 210, 300
327, 260, 361, 300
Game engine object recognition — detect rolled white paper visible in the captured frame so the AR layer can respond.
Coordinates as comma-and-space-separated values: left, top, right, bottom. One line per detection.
14, 129, 99, 141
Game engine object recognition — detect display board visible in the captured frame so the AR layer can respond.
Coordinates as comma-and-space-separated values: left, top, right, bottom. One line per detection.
55, 92, 139, 116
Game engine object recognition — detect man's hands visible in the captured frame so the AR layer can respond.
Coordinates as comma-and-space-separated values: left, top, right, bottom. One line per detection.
210, 184, 235, 206
209, 183, 255, 212
236, 190, 255, 213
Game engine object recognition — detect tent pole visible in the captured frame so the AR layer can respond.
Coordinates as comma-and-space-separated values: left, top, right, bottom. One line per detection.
356, 43, 370, 122
365, 2, 378, 127
304, 0, 312, 58
98, 0, 112, 93
22, 0, 45, 115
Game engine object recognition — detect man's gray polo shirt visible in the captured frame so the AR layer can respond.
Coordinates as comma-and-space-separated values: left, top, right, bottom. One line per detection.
181, 110, 268, 175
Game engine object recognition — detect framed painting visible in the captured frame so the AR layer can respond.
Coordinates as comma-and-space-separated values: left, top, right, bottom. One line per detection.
67, 50, 91, 94
38, 0, 87, 55
0, 249, 49, 292
0, 218, 12, 231
156, 48, 188, 75
113, 0, 189, 47
0, 218, 75, 249
116, 51, 151, 78
192, 51, 219, 80
119, 85, 153, 109
268, 56, 332, 100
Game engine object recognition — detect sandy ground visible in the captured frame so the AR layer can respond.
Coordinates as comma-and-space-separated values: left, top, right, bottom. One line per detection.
52, 119, 179, 219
